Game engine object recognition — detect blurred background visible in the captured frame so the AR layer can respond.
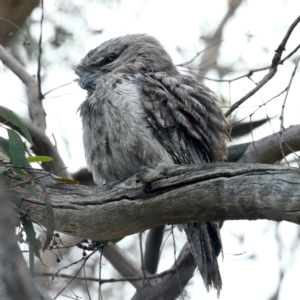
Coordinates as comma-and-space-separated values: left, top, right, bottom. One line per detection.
1, 0, 300, 299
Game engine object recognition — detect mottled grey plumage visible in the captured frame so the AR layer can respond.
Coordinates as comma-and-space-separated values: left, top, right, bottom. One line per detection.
75, 34, 229, 295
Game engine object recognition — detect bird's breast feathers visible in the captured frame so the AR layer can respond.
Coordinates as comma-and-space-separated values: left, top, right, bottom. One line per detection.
80, 73, 173, 184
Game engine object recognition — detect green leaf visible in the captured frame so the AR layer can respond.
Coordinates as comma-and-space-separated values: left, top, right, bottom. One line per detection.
96, 237, 124, 247
23, 218, 42, 260
27, 156, 53, 163
10, 194, 43, 261
37, 184, 55, 252
0, 136, 10, 156
7, 129, 31, 180
7, 129, 55, 252
0, 106, 32, 143
54, 178, 82, 185
0, 166, 9, 173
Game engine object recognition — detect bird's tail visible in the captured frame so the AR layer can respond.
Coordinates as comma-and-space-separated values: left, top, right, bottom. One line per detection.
184, 222, 222, 296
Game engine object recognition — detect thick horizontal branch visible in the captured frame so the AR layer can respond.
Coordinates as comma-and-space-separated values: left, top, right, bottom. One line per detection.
5, 163, 300, 240
228, 124, 300, 163
238, 124, 300, 163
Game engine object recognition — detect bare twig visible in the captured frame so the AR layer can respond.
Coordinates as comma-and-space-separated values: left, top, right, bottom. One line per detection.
6, 167, 66, 190
34, 269, 176, 284
98, 248, 103, 300
176, 40, 225, 68
0, 45, 46, 131
225, 15, 300, 117
280, 43, 300, 65
37, 0, 44, 99
132, 243, 196, 300
237, 124, 300, 164
171, 226, 184, 300
139, 233, 152, 288
197, 0, 243, 78
83, 264, 92, 300
189, 42, 300, 85
102, 244, 144, 291
43, 80, 76, 97
52, 246, 101, 299
278, 56, 300, 165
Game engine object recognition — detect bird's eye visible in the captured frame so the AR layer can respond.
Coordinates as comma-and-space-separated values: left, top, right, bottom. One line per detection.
103, 55, 117, 65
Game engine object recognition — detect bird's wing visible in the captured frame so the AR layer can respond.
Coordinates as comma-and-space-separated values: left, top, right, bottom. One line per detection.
138, 72, 229, 164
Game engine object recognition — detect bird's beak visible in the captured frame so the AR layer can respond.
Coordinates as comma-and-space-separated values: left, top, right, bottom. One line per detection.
77, 72, 103, 91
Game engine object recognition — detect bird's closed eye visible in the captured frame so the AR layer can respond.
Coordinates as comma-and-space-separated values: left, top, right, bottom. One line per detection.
103, 55, 117, 65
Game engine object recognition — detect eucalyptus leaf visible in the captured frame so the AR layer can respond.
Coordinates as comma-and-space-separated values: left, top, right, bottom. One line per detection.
0, 166, 9, 173
27, 156, 53, 163
7, 129, 31, 179
0, 136, 10, 156
0, 106, 32, 143
7, 129, 55, 251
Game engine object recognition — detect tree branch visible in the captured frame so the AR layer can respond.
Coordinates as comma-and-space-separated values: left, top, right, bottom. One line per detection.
225, 15, 300, 117
103, 244, 144, 291
0, 45, 46, 131
132, 243, 196, 300
4, 163, 300, 241
0, 111, 71, 179
237, 124, 300, 163
144, 225, 165, 274
197, 0, 242, 78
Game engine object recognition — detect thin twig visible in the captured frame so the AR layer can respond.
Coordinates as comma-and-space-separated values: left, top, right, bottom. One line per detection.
98, 248, 103, 300
171, 226, 184, 300
53, 246, 101, 299
176, 40, 225, 67
34, 269, 176, 284
225, 15, 300, 117
280, 43, 300, 65
278, 56, 300, 165
191, 35, 300, 85
83, 264, 92, 300
230, 88, 287, 126
43, 80, 77, 97
139, 233, 152, 287
0, 46, 46, 131
37, 0, 44, 99
6, 166, 67, 190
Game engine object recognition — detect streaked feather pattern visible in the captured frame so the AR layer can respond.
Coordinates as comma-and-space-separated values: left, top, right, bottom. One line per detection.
75, 34, 229, 295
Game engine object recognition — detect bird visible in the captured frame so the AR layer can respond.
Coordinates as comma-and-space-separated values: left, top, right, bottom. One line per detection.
75, 34, 229, 295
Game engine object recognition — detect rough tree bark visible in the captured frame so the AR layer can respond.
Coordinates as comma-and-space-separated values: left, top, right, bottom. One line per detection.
5, 163, 300, 241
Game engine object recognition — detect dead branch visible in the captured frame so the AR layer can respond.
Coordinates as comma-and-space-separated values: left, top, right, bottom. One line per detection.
197, 0, 242, 78
237, 124, 300, 163
0, 45, 46, 131
225, 15, 300, 117
4, 163, 300, 241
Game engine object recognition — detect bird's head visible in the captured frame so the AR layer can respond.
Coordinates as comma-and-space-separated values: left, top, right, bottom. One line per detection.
75, 34, 177, 91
